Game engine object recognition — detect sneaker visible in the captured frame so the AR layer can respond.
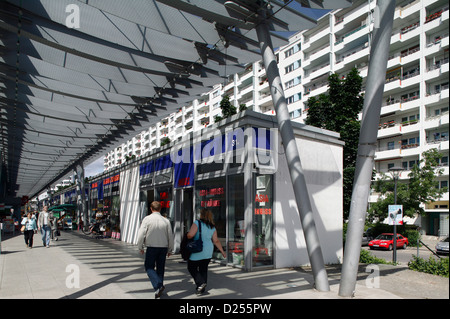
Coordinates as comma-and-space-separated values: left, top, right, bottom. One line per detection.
196, 283, 207, 295
155, 285, 165, 299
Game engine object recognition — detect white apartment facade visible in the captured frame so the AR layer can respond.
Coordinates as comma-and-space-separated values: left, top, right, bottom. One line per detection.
104, 0, 448, 236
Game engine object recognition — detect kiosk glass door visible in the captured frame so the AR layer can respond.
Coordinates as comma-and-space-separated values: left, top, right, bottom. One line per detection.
228, 174, 245, 266
182, 188, 194, 235
253, 174, 273, 267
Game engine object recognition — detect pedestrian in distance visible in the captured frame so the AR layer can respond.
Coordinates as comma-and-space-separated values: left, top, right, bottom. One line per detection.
38, 206, 54, 248
186, 208, 226, 296
137, 201, 174, 299
21, 212, 38, 248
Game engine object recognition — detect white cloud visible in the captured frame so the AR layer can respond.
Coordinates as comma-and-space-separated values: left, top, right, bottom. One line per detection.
84, 157, 104, 178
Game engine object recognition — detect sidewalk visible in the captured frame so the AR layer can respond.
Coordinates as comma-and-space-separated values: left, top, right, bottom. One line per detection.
0, 230, 448, 299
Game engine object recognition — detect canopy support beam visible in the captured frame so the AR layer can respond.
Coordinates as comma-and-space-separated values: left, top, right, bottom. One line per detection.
75, 165, 87, 231
256, 8, 329, 292
339, 0, 396, 298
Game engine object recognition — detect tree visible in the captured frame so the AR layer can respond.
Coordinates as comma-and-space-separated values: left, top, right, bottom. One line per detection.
368, 149, 447, 221
160, 137, 171, 147
305, 68, 364, 219
214, 95, 247, 123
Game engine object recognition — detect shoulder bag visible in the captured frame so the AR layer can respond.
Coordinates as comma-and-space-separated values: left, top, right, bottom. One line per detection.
186, 220, 203, 253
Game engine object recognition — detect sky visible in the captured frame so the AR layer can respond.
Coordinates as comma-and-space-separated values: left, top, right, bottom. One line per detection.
84, 156, 105, 178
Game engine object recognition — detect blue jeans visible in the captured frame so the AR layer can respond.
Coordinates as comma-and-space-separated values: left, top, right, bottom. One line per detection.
41, 225, 51, 246
144, 247, 168, 291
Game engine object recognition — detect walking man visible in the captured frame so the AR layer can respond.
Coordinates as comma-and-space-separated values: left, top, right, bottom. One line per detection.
38, 206, 54, 248
137, 201, 174, 298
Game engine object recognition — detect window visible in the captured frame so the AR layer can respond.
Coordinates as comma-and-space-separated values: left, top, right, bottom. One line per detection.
284, 43, 301, 58
438, 180, 448, 189
213, 90, 220, 98
289, 108, 302, 119
401, 136, 420, 148
156, 186, 174, 228
286, 93, 301, 105
228, 174, 245, 266
434, 106, 449, 116
195, 177, 226, 260
285, 76, 301, 89
285, 60, 301, 74
387, 141, 395, 150
253, 174, 273, 267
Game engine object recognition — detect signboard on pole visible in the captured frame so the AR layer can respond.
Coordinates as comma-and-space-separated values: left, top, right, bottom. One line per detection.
388, 205, 403, 225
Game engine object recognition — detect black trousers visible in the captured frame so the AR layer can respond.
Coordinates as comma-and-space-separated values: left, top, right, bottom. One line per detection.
187, 259, 211, 288
24, 230, 35, 247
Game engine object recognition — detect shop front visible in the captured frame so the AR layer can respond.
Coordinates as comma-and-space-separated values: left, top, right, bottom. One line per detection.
103, 173, 121, 238
120, 112, 344, 271
88, 173, 121, 238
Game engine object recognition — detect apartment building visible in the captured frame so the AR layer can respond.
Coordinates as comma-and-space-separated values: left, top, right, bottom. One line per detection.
104, 0, 448, 236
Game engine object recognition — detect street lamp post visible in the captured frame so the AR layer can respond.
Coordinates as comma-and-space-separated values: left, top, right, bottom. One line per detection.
389, 166, 403, 264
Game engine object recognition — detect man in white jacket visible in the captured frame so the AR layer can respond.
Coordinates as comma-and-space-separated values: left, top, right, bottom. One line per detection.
137, 201, 174, 299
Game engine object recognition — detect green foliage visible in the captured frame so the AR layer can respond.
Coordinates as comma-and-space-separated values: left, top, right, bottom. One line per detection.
125, 152, 136, 161
305, 68, 364, 218
215, 95, 241, 123
160, 137, 171, 147
359, 249, 392, 264
369, 148, 447, 221
404, 229, 421, 247
408, 256, 449, 277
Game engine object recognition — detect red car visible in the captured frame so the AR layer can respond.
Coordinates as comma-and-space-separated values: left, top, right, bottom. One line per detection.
368, 233, 408, 250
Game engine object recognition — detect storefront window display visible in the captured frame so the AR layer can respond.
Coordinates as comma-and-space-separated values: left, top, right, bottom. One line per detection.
253, 174, 273, 267
156, 186, 174, 227
228, 174, 245, 266
195, 177, 226, 260
110, 174, 120, 233
89, 180, 101, 223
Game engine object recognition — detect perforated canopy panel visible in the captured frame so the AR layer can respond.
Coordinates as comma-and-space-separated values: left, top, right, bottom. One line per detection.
0, 0, 350, 200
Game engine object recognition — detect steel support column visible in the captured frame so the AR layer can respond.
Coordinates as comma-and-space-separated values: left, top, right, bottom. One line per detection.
339, 0, 396, 297
75, 165, 87, 230
256, 9, 329, 291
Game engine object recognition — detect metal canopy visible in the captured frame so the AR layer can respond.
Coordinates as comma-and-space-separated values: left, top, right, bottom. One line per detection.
0, 0, 350, 200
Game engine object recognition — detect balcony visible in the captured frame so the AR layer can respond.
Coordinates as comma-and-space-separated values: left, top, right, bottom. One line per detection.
341, 3, 370, 28
375, 146, 401, 161
303, 27, 330, 50
391, 21, 420, 44
334, 24, 368, 46
394, 0, 421, 19
400, 119, 420, 135
425, 137, 449, 152
424, 7, 449, 32
378, 121, 401, 139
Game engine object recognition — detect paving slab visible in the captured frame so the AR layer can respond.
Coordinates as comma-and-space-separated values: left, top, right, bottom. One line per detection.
1, 230, 448, 301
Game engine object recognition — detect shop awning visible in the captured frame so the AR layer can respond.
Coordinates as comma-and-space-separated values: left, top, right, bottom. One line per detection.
0, 0, 351, 200
48, 203, 77, 211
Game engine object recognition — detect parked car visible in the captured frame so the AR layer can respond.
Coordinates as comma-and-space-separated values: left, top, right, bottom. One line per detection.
368, 233, 408, 250
435, 237, 449, 255
361, 231, 374, 246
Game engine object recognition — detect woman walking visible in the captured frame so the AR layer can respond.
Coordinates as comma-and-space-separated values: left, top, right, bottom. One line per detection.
21, 212, 38, 248
186, 209, 226, 295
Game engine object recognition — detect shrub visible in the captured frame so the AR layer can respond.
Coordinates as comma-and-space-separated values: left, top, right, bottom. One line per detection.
359, 249, 392, 264
404, 229, 421, 247
408, 256, 449, 277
